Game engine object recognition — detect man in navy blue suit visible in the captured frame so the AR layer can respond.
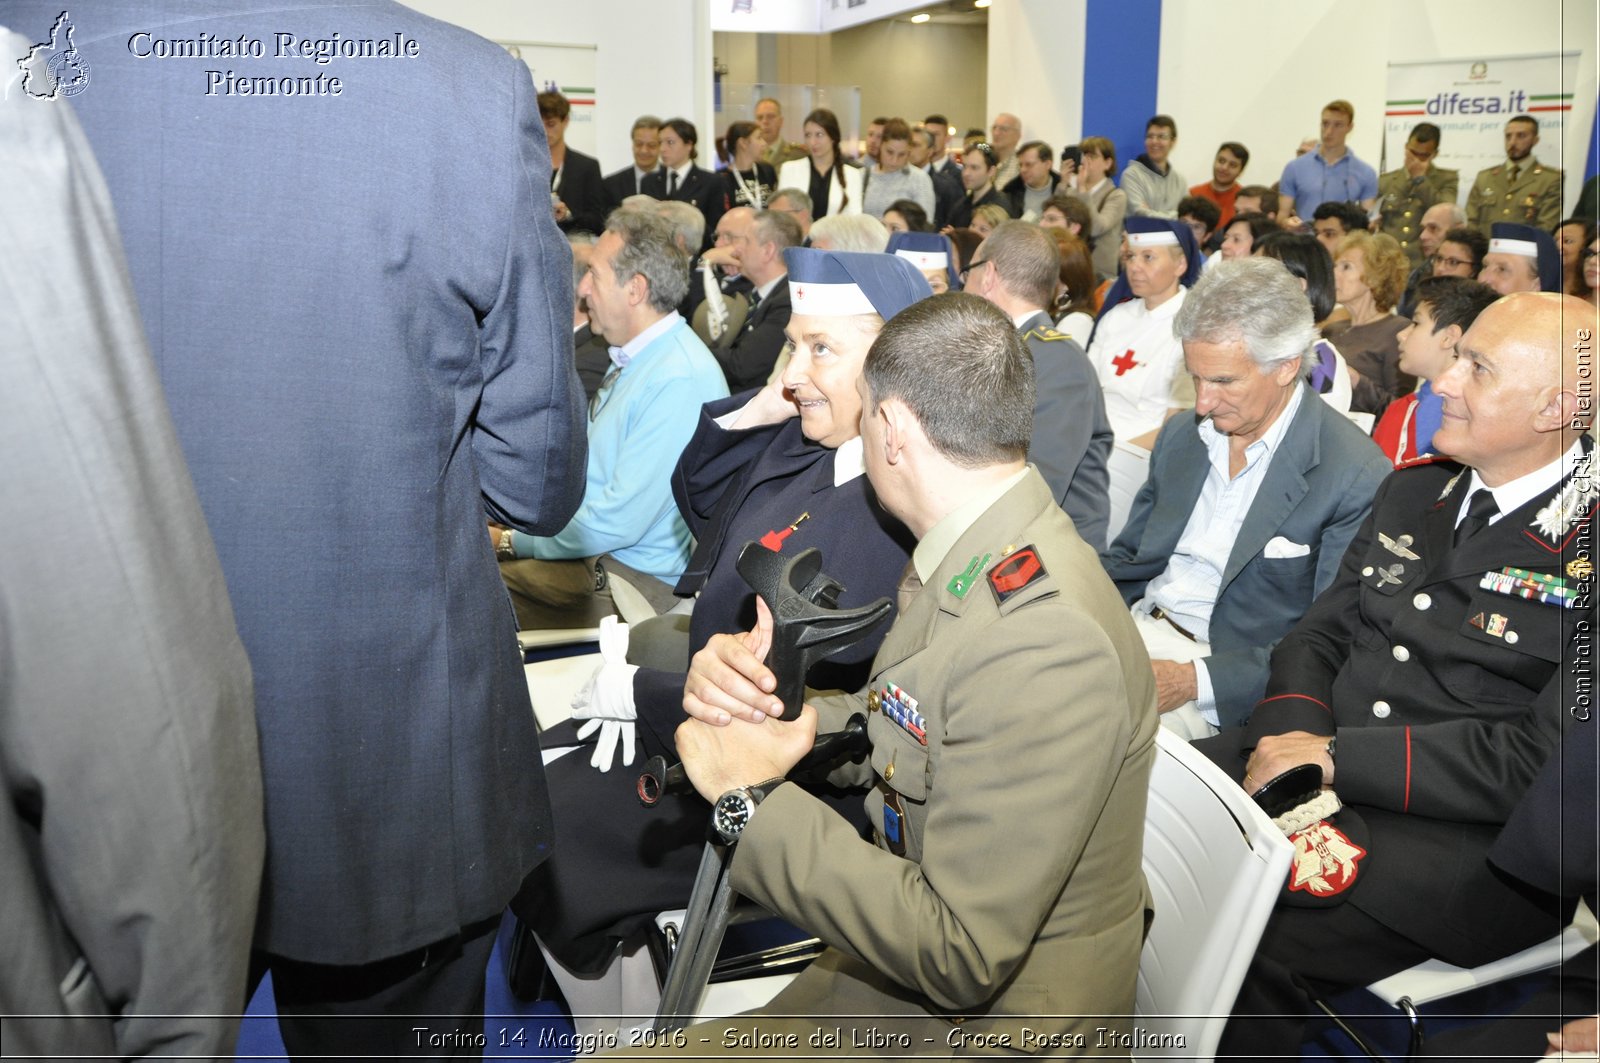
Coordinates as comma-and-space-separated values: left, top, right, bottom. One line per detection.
7, 1, 588, 1056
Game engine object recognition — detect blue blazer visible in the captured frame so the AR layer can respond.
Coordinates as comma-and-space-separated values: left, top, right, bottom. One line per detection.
26, 0, 589, 964
1101, 385, 1391, 726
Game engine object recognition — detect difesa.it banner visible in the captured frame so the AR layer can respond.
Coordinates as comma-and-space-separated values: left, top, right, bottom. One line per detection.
1383, 52, 1577, 205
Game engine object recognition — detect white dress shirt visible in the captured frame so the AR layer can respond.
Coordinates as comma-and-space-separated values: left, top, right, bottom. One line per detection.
1140, 384, 1305, 721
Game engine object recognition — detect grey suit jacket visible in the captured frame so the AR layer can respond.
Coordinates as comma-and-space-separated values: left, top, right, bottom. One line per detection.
1101, 385, 1392, 725
11, 0, 589, 964
0, 58, 262, 1058
1019, 311, 1113, 551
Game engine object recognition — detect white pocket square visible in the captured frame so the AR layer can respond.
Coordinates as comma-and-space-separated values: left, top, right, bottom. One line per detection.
1264, 536, 1311, 559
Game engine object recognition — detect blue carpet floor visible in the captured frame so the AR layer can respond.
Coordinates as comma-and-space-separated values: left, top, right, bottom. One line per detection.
234, 913, 575, 1061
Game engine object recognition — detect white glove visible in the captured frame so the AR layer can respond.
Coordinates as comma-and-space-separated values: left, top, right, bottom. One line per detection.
571, 616, 640, 773
702, 264, 730, 341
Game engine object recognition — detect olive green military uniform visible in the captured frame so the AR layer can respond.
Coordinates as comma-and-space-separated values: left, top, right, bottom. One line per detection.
762, 138, 808, 169
1377, 165, 1459, 266
637, 470, 1159, 1057
1465, 157, 1563, 237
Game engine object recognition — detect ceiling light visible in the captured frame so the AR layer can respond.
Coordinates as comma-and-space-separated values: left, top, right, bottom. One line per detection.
974, 0, 991, 7
910, 12, 931, 22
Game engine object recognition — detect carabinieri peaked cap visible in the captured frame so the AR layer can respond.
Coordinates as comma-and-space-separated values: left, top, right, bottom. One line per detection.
1489, 222, 1563, 293
784, 246, 934, 321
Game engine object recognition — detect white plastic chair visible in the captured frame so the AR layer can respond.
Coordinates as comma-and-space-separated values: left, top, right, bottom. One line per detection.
1136, 729, 1294, 1062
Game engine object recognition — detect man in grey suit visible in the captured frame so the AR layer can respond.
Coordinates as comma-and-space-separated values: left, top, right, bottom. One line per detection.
966, 221, 1113, 550
1102, 258, 1391, 738
7, 1, 587, 1055
1, 48, 262, 1058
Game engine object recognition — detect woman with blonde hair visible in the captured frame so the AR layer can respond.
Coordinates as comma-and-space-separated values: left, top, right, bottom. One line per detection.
1325, 230, 1412, 416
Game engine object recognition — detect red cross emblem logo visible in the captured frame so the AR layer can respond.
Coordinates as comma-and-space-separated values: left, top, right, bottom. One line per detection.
1112, 349, 1139, 376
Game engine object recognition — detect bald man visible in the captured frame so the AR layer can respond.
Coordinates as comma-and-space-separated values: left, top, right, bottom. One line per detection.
1206, 292, 1598, 1060
989, 111, 1023, 191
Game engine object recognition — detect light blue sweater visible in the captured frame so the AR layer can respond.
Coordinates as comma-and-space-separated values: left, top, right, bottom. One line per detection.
514, 317, 729, 583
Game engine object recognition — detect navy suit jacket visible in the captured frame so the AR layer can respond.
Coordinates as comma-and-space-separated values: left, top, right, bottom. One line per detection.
712, 281, 793, 391
1101, 386, 1391, 725
642, 163, 727, 250
555, 147, 614, 236
604, 164, 656, 204
22, 0, 589, 964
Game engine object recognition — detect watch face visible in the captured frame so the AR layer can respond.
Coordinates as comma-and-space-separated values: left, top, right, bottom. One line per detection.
715, 792, 754, 841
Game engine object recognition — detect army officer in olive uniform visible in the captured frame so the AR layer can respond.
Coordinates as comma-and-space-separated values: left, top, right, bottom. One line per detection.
673, 293, 1158, 1054
1466, 115, 1563, 236
1376, 123, 1459, 267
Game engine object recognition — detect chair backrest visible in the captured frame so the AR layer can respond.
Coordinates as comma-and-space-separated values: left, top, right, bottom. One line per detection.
1136, 730, 1292, 1061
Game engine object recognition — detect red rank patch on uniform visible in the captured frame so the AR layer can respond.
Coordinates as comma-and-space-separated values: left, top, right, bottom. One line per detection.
1286, 821, 1366, 897
988, 546, 1046, 604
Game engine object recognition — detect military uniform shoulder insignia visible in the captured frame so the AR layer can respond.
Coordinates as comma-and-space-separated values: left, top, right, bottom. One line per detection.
1025, 326, 1068, 343
947, 552, 992, 599
988, 544, 1048, 605
1532, 452, 1597, 545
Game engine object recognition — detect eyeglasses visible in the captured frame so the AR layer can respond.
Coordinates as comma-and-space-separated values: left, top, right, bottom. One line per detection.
1434, 255, 1473, 270
959, 258, 989, 281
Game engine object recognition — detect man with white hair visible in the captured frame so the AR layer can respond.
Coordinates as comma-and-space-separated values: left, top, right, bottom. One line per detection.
1101, 258, 1391, 739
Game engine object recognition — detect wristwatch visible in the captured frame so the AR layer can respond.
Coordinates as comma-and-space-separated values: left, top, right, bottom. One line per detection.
712, 777, 787, 844
496, 527, 516, 561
